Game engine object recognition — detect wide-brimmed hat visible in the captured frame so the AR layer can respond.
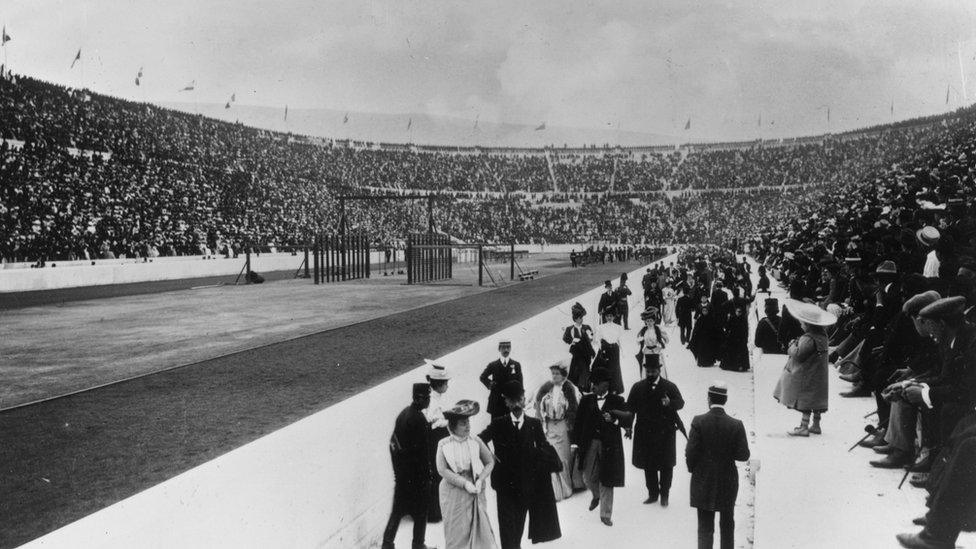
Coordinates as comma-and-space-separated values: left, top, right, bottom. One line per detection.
916, 226, 941, 247
785, 300, 837, 327
424, 359, 451, 381
443, 399, 480, 420
640, 307, 660, 320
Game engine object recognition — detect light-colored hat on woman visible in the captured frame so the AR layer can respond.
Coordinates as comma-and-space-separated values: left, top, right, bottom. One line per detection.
785, 300, 837, 327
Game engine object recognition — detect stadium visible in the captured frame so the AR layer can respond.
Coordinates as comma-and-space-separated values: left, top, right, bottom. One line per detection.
2, 2, 976, 548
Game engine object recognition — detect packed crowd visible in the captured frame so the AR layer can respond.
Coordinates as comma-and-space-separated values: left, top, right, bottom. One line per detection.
742, 101, 976, 548
383, 246, 755, 549
3, 70, 972, 263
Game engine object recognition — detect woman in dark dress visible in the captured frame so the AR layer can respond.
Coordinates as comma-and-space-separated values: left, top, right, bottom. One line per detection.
720, 301, 751, 372
689, 303, 723, 367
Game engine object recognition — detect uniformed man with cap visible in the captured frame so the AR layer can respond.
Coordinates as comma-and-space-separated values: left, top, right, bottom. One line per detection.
686, 382, 750, 549
480, 341, 524, 418
382, 383, 436, 549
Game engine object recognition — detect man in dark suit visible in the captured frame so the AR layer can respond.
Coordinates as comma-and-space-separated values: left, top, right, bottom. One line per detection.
572, 368, 632, 526
686, 382, 750, 549
480, 340, 524, 418
675, 290, 695, 345
480, 381, 561, 548
563, 302, 596, 390
627, 360, 685, 507
616, 274, 633, 329
382, 383, 435, 549
598, 280, 619, 323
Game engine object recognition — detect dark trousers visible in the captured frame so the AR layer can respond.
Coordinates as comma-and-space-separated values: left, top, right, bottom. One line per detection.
382, 483, 428, 547
922, 436, 976, 545
497, 490, 528, 549
697, 508, 734, 549
644, 466, 673, 497
679, 321, 692, 344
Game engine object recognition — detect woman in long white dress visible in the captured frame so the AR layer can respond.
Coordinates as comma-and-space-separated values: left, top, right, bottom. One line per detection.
534, 363, 585, 499
436, 400, 498, 549
662, 282, 677, 325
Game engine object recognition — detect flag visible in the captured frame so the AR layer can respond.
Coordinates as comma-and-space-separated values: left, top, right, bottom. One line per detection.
406, 117, 412, 130
231, 93, 236, 102
343, 112, 349, 124
684, 117, 691, 130
534, 122, 546, 131
826, 107, 830, 123
178, 80, 195, 92
70, 49, 81, 69
284, 105, 288, 121
2, 26, 10, 46
890, 100, 894, 116
135, 66, 143, 86
946, 83, 951, 105
224, 101, 231, 109
758, 113, 761, 128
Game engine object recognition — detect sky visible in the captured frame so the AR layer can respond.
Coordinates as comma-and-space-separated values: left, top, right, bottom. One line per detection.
4, 0, 976, 141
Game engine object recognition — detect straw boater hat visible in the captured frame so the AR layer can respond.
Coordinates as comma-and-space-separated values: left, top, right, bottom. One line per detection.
708, 381, 728, 398
784, 300, 837, 327
424, 359, 451, 381
443, 400, 480, 420
916, 226, 941, 247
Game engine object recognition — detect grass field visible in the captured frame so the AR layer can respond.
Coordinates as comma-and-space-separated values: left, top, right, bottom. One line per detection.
0, 259, 650, 549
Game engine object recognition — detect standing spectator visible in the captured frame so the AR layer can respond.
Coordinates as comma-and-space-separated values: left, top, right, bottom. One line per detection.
627, 359, 685, 507
773, 301, 837, 436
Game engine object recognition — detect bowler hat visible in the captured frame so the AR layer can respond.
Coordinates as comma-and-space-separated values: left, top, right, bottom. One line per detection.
412, 383, 431, 397
501, 380, 525, 400
589, 367, 612, 385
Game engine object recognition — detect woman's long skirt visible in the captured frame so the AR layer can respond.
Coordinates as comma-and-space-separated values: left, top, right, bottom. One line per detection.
440, 470, 498, 549
544, 418, 585, 499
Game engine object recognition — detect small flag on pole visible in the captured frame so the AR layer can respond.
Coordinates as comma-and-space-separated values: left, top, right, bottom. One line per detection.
406, 117, 412, 130
178, 80, 195, 92
684, 117, 691, 130
826, 107, 830, 123
343, 112, 349, 124
224, 101, 231, 109
135, 66, 143, 86
890, 99, 894, 116
758, 113, 762, 128
473, 114, 479, 130
231, 93, 236, 102
946, 83, 951, 105
70, 49, 81, 69
534, 122, 546, 131
284, 105, 288, 121
2, 26, 11, 46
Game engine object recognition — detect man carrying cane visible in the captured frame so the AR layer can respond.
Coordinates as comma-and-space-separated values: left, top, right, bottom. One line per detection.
627, 358, 685, 507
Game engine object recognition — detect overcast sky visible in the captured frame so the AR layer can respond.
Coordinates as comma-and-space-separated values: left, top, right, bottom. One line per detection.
4, 0, 976, 140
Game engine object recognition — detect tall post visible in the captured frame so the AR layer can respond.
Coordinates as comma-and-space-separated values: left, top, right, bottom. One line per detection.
477, 245, 483, 287
366, 238, 371, 279
427, 195, 434, 233
245, 251, 252, 283
406, 235, 413, 285
510, 241, 515, 280
303, 246, 310, 279
313, 235, 320, 284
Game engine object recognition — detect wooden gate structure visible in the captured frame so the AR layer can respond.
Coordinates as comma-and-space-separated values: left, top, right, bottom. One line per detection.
312, 233, 370, 283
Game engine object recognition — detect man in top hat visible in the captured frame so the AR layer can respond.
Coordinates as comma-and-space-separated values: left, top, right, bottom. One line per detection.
686, 382, 750, 549
479, 381, 561, 548
599, 281, 619, 324
675, 287, 696, 345
572, 367, 632, 527
616, 273, 633, 330
382, 383, 436, 549
754, 298, 785, 354
627, 357, 685, 507
903, 296, 976, 447
480, 341, 524, 418
563, 302, 596, 390
424, 360, 451, 522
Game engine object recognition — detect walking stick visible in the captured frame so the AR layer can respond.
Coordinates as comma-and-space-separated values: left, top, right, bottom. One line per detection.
848, 425, 878, 452
863, 410, 878, 419
898, 447, 923, 490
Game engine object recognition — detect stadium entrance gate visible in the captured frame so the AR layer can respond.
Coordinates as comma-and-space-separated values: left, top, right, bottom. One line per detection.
312, 233, 370, 283
406, 233, 453, 284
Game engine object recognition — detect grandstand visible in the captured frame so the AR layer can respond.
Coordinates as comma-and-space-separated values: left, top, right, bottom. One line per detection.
3, 7, 976, 548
